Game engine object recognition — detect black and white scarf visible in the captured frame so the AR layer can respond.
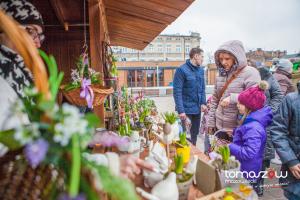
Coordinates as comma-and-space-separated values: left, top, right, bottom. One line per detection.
0, 44, 33, 98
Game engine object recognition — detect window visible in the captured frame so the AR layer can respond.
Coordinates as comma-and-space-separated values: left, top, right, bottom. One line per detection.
185, 45, 190, 53
146, 70, 155, 87
122, 47, 127, 53
166, 44, 171, 53
158, 69, 164, 86
157, 44, 163, 52
127, 70, 135, 87
137, 70, 144, 87
176, 45, 181, 53
166, 37, 172, 41
148, 44, 154, 52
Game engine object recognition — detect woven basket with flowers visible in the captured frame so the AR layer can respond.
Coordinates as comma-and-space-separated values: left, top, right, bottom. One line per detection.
61, 53, 114, 108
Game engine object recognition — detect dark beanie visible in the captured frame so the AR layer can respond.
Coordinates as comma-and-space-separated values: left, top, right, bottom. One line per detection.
0, 0, 43, 29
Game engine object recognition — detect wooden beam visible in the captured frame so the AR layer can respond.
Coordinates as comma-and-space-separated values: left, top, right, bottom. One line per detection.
109, 29, 154, 42
112, 0, 182, 17
108, 23, 157, 38
147, 0, 192, 10
104, 0, 176, 24
109, 37, 149, 50
106, 10, 166, 30
49, 0, 67, 29
99, 0, 110, 42
89, 0, 106, 126
108, 19, 161, 37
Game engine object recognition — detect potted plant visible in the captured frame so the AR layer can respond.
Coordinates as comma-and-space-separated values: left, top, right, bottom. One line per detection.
175, 132, 191, 164
162, 112, 179, 141
174, 154, 194, 200
209, 146, 240, 188
61, 53, 114, 109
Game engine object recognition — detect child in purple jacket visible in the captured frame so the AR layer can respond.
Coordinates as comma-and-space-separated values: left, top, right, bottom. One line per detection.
229, 81, 273, 193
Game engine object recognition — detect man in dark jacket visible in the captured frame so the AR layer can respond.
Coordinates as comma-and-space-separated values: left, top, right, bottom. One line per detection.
250, 63, 284, 196
270, 81, 300, 200
173, 47, 206, 145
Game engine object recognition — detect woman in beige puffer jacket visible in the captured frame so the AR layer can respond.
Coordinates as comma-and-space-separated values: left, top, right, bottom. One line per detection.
207, 40, 261, 132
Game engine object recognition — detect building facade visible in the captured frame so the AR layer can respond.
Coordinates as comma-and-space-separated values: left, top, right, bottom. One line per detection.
112, 32, 201, 62
246, 48, 287, 63
117, 61, 183, 87
113, 32, 201, 87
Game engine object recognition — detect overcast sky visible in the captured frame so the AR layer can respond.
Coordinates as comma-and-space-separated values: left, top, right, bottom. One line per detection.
162, 0, 300, 58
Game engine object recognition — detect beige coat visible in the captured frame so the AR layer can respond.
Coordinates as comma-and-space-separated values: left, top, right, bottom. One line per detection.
208, 40, 261, 131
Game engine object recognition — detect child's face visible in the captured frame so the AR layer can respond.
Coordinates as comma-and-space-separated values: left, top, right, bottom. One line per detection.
237, 102, 246, 115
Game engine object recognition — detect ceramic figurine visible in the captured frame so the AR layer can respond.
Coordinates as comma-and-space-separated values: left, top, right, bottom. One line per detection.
185, 155, 198, 174
137, 172, 179, 200
127, 131, 146, 157
143, 142, 169, 187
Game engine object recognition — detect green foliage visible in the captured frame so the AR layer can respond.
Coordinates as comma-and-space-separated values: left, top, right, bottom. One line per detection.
118, 115, 131, 136
139, 108, 150, 123
64, 82, 81, 91
162, 112, 178, 125
179, 132, 188, 146
83, 160, 139, 200
39, 50, 64, 102
217, 145, 231, 164
110, 54, 118, 77
0, 129, 22, 150
174, 154, 184, 174
84, 113, 100, 128
64, 54, 101, 91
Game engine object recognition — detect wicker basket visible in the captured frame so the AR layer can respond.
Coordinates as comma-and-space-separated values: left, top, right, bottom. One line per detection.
61, 84, 114, 107
0, 150, 64, 200
210, 130, 233, 151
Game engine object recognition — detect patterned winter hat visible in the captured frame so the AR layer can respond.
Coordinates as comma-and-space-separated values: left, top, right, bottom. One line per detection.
238, 81, 269, 111
0, 0, 43, 28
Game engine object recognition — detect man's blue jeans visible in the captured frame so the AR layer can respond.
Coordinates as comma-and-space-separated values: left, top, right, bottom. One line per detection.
182, 114, 201, 145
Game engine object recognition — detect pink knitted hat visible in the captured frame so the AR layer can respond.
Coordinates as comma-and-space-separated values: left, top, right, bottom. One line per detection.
238, 81, 269, 111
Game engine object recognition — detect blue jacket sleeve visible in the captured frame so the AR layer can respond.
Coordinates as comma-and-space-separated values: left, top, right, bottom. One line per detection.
270, 96, 300, 167
229, 126, 263, 161
173, 68, 185, 114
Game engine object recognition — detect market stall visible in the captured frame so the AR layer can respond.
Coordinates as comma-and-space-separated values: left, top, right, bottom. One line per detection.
0, 0, 259, 199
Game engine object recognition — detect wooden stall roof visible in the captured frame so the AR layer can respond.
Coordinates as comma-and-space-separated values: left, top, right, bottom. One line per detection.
32, 0, 195, 50
104, 0, 195, 50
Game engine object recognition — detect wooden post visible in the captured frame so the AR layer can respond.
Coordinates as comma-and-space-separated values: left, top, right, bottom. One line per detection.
89, 0, 107, 126
134, 70, 138, 87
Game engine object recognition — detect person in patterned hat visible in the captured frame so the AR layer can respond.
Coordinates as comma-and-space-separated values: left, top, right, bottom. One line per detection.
0, 0, 44, 48
0, 0, 44, 130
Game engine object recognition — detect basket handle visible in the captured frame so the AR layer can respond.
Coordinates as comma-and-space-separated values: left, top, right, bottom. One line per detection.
0, 10, 50, 99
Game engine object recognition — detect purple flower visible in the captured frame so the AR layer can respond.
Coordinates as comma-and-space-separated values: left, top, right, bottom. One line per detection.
24, 138, 49, 168
100, 131, 129, 147
57, 193, 86, 200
